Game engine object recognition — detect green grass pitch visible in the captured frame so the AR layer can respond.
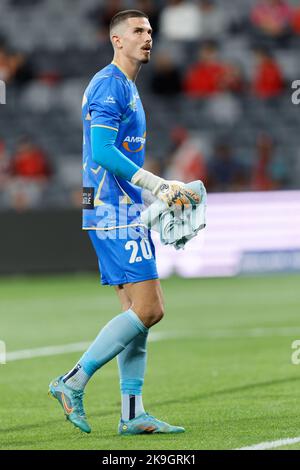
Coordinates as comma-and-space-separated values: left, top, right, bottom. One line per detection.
0, 273, 300, 450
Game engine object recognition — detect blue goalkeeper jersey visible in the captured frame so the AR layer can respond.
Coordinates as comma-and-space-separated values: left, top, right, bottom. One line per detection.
82, 62, 146, 230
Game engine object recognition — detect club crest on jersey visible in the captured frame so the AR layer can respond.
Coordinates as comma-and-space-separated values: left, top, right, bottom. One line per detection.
128, 94, 139, 112
128, 100, 137, 112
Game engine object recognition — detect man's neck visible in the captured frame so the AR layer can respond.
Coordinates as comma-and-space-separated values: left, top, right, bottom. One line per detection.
112, 55, 141, 82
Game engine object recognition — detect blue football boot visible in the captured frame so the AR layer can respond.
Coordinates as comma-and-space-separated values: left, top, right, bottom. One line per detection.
118, 412, 185, 435
48, 376, 91, 433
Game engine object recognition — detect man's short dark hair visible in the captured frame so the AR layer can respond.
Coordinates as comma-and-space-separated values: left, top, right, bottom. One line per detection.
110, 10, 149, 33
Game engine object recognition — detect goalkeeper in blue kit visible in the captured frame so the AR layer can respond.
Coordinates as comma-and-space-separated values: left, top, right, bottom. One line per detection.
49, 10, 200, 435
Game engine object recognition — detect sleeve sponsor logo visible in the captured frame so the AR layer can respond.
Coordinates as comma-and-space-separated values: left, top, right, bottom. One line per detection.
122, 132, 146, 153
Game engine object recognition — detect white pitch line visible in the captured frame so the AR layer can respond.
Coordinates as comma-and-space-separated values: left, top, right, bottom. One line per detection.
237, 436, 300, 450
201, 327, 300, 338
5, 326, 300, 363
5, 331, 179, 363
6, 342, 91, 362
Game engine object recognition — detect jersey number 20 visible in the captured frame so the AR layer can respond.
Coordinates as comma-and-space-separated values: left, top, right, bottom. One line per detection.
125, 239, 153, 264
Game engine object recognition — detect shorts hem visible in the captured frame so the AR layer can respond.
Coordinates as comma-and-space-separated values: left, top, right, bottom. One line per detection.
101, 273, 159, 286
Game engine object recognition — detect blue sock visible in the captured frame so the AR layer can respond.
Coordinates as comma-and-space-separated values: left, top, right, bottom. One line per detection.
68, 309, 148, 385
117, 331, 148, 421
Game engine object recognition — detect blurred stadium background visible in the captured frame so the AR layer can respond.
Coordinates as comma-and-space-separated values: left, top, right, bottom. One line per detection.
1, 0, 300, 450
1, 0, 300, 275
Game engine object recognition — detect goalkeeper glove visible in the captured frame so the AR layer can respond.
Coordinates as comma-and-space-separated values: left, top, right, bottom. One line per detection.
131, 168, 200, 207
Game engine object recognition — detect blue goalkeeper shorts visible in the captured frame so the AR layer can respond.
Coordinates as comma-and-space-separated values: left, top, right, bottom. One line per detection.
88, 225, 158, 286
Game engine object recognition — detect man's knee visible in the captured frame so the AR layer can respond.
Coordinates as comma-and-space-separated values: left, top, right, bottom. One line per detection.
134, 302, 164, 328
149, 303, 165, 326
124, 279, 165, 328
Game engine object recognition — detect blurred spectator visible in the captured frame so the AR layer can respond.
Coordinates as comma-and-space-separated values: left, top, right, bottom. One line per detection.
251, 134, 288, 190
0, 46, 33, 85
183, 41, 243, 97
291, 6, 300, 35
159, 0, 203, 41
207, 142, 248, 192
199, 0, 228, 39
0, 47, 12, 82
7, 137, 52, 211
252, 48, 284, 99
250, 0, 292, 46
9, 51, 34, 87
164, 126, 207, 183
10, 136, 52, 180
150, 50, 182, 95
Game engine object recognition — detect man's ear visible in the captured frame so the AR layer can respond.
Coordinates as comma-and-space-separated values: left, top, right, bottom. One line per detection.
111, 34, 122, 50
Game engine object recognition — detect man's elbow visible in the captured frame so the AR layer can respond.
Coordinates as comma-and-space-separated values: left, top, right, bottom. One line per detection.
91, 144, 105, 165
91, 151, 102, 165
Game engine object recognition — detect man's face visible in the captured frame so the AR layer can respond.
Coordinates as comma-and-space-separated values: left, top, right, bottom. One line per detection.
113, 17, 153, 64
